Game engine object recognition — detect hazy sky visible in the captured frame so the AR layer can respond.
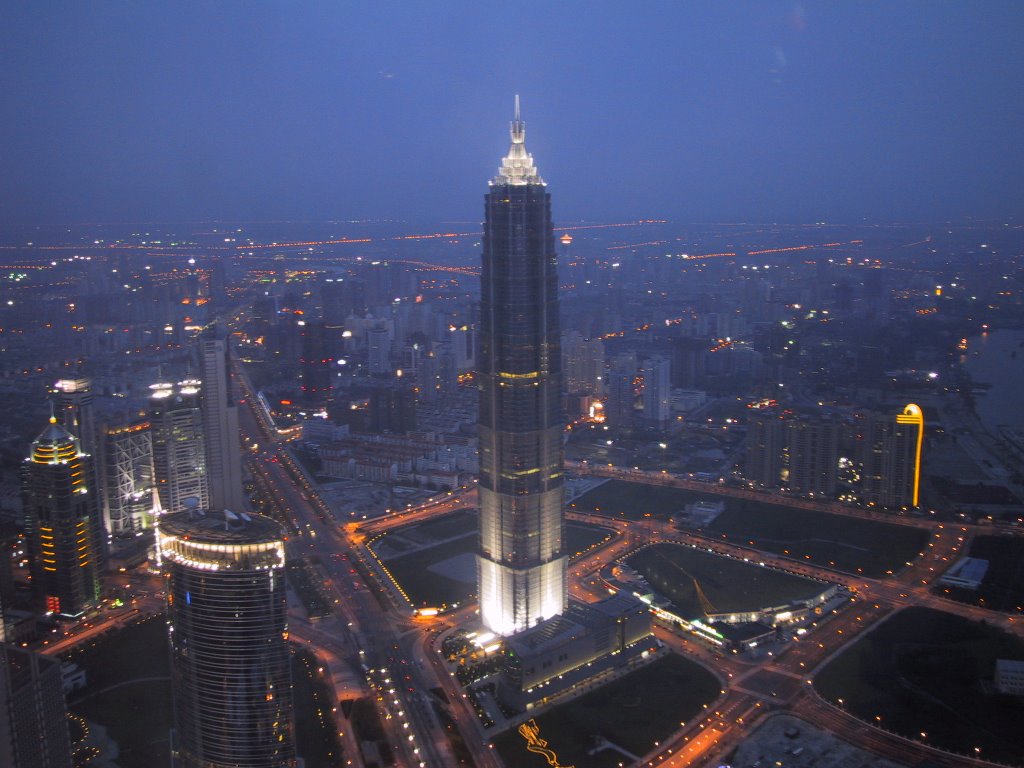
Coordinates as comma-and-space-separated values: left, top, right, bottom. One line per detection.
3, 2, 1023, 226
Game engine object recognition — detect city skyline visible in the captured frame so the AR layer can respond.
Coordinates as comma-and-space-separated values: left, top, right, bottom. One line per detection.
2, 8, 1024, 768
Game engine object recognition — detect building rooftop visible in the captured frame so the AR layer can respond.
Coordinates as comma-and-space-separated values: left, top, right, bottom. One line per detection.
158, 508, 284, 545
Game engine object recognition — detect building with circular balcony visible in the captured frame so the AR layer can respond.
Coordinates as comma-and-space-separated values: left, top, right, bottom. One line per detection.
157, 508, 295, 768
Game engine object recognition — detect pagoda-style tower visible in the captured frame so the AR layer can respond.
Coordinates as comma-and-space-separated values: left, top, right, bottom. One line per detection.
477, 98, 567, 636
22, 416, 103, 617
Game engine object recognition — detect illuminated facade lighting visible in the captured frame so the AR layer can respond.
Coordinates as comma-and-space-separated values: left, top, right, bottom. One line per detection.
22, 417, 103, 617
159, 509, 295, 768
477, 97, 567, 636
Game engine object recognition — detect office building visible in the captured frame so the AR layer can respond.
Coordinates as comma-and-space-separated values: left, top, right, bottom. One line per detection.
199, 330, 245, 513
782, 414, 840, 497
745, 410, 786, 488
562, 331, 605, 396
158, 508, 295, 768
22, 417, 103, 617
99, 419, 160, 535
150, 380, 209, 514
477, 98, 567, 636
53, 378, 96, 457
859, 403, 924, 509
642, 355, 672, 428
299, 321, 334, 407
0, 640, 74, 768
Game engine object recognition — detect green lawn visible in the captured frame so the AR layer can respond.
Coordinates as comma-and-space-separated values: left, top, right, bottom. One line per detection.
493, 653, 721, 768
65, 616, 172, 768
814, 606, 1024, 766
569, 479, 698, 520
383, 533, 477, 609
627, 543, 829, 619
571, 480, 931, 577
707, 505, 930, 577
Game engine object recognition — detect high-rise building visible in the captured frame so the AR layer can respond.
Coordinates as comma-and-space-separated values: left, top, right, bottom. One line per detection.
199, 330, 245, 513
0, 640, 74, 768
859, 403, 924, 509
150, 381, 209, 515
782, 414, 841, 497
367, 324, 391, 375
562, 331, 605, 396
53, 378, 96, 457
477, 98, 567, 636
642, 355, 672, 427
158, 508, 295, 768
298, 321, 334, 407
745, 410, 787, 487
99, 419, 160, 535
22, 417, 103, 617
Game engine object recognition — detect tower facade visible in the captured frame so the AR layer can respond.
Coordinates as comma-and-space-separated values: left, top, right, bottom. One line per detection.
150, 380, 210, 514
53, 378, 96, 456
477, 98, 567, 636
158, 509, 295, 768
99, 419, 159, 535
642, 355, 672, 427
859, 403, 923, 509
199, 330, 245, 513
22, 418, 103, 617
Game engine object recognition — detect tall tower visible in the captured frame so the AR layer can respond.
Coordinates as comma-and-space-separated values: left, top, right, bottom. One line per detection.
477, 97, 567, 636
642, 355, 672, 428
150, 381, 210, 514
99, 419, 159, 535
22, 417, 103, 617
859, 403, 923, 509
158, 508, 295, 768
53, 378, 96, 457
199, 329, 245, 513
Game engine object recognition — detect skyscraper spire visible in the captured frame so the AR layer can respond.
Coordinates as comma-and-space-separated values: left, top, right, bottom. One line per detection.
478, 99, 565, 636
492, 95, 543, 186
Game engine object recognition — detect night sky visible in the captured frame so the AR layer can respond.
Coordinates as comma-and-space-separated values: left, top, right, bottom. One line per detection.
3, 2, 1023, 226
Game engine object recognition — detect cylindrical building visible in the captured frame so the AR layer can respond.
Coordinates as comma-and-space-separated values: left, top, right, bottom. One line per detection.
158, 508, 295, 768
477, 97, 567, 636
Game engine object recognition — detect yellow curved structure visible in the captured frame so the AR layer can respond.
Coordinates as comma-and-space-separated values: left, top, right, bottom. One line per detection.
895, 403, 924, 507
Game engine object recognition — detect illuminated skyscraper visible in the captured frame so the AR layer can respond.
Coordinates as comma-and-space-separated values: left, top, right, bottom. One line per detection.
158, 508, 295, 768
477, 98, 567, 636
150, 381, 209, 514
860, 403, 924, 509
53, 378, 96, 457
99, 419, 160, 535
22, 417, 103, 617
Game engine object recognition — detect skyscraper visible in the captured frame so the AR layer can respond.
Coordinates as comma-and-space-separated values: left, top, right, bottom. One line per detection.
0, 641, 74, 768
22, 417, 103, 617
53, 378, 96, 457
641, 355, 672, 428
477, 98, 567, 636
150, 381, 209, 515
782, 413, 841, 497
158, 508, 295, 768
199, 330, 245, 513
859, 403, 924, 509
99, 419, 160, 535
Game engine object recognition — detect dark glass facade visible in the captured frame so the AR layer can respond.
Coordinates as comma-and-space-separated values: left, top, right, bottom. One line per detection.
159, 510, 295, 768
22, 420, 103, 618
477, 104, 567, 635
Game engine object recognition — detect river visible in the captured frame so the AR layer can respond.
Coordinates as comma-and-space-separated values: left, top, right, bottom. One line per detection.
965, 328, 1024, 434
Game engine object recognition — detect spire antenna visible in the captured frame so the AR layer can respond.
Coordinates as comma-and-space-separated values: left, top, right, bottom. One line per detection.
492, 95, 543, 186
